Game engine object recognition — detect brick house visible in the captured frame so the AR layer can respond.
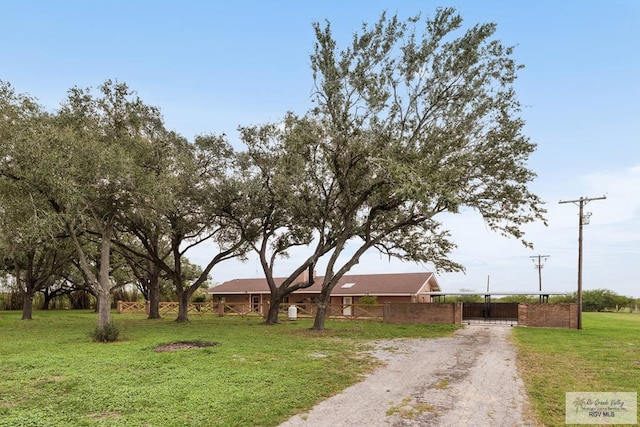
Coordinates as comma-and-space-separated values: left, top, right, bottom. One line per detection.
204, 271, 441, 314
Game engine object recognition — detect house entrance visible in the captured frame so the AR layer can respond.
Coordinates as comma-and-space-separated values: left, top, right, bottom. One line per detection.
251, 295, 260, 313
342, 297, 352, 316
462, 302, 518, 325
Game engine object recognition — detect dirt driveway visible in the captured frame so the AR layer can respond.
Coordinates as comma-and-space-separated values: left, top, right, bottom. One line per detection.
280, 325, 539, 426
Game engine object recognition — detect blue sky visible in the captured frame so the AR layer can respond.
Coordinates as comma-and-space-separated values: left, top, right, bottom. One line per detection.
2, 1, 639, 297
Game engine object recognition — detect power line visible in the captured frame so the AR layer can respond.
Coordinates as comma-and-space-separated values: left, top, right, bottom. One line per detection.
559, 195, 606, 330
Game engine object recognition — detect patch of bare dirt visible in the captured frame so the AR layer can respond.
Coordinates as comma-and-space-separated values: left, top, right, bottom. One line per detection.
154, 341, 219, 352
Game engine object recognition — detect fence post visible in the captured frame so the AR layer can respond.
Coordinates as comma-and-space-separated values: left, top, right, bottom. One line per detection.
518, 303, 527, 326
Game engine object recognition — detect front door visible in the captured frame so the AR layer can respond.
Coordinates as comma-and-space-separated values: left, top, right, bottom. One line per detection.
343, 296, 352, 316
252, 295, 260, 313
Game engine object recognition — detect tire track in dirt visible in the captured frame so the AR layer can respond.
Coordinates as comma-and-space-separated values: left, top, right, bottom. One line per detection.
280, 325, 538, 427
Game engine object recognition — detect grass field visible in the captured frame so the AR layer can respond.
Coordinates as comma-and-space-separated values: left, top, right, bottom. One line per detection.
3, 311, 638, 426
0, 310, 458, 427
513, 312, 640, 426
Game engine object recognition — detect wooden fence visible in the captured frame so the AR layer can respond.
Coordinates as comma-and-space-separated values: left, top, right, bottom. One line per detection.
116, 300, 383, 320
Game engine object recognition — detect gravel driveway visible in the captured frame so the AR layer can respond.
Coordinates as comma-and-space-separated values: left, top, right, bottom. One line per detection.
280, 325, 539, 427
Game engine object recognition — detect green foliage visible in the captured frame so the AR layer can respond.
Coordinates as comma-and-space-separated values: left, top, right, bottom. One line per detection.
0, 79, 246, 323
359, 295, 378, 305
89, 321, 121, 343
0, 311, 458, 426
445, 289, 482, 303
0, 291, 22, 310
494, 294, 538, 303
309, 7, 546, 248
582, 288, 635, 312
236, 8, 547, 329
111, 286, 142, 303
549, 289, 638, 312
2, 6, 546, 330
549, 293, 576, 304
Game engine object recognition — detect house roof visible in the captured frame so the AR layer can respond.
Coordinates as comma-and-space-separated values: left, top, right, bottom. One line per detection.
205, 272, 440, 296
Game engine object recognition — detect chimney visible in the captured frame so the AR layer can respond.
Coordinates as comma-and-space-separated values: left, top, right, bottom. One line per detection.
295, 266, 316, 284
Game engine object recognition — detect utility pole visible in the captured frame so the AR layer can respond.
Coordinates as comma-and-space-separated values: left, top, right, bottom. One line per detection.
530, 255, 549, 302
559, 195, 606, 330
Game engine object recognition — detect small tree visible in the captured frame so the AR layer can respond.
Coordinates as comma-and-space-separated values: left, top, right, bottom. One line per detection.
582, 289, 632, 312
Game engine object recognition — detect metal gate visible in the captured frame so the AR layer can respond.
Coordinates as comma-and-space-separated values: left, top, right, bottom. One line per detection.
463, 302, 519, 325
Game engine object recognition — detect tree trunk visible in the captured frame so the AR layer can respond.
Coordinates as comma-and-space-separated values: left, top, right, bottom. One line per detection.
147, 265, 161, 320
42, 291, 52, 310
147, 282, 161, 319
97, 290, 111, 328
21, 290, 34, 320
69, 222, 113, 330
176, 287, 192, 322
312, 290, 331, 330
96, 226, 113, 330
264, 292, 281, 325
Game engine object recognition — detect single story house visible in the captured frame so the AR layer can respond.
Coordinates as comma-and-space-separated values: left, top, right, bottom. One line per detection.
205, 271, 441, 315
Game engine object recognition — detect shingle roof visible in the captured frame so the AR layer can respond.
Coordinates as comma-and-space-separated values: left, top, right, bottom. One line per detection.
206, 272, 439, 296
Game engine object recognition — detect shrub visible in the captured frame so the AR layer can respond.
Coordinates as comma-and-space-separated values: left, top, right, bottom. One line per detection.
359, 295, 378, 305
89, 322, 121, 343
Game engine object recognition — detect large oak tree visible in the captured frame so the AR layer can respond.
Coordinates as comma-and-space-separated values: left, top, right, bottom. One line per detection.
233, 115, 337, 324
1, 80, 166, 330
234, 9, 546, 329
303, 9, 546, 329
118, 132, 249, 322
0, 180, 74, 319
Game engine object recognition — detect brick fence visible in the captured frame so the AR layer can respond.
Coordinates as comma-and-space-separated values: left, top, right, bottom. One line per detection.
118, 300, 578, 328
382, 302, 578, 329
518, 303, 578, 329
383, 302, 463, 324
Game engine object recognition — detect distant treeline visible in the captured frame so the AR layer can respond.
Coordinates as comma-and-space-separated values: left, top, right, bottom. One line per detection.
445, 289, 639, 312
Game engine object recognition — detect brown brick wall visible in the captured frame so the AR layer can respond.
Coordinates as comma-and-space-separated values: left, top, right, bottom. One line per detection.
383, 303, 462, 324
518, 303, 578, 329
518, 304, 528, 325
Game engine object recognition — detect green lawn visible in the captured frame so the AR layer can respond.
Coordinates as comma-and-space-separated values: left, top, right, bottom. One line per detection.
0, 310, 458, 427
4, 311, 638, 426
513, 312, 640, 427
